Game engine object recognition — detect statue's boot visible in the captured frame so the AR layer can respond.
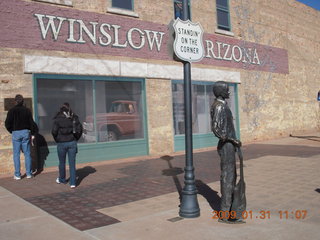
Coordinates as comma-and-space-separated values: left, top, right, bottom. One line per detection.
228, 218, 246, 224
218, 218, 230, 224
218, 211, 231, 224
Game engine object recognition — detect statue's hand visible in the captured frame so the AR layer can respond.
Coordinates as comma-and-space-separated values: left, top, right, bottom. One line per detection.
230, 139, 242, 147
236, 140, 242, 147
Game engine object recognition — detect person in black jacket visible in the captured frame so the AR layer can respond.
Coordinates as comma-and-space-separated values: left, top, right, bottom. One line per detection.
52, 103, 82, 188
5, 94, 35, 180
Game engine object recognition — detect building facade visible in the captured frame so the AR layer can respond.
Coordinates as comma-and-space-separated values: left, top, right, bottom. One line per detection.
0, 0, 319, 175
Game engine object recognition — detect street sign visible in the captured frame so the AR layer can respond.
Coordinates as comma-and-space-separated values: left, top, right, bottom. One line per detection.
173, 18, 204, 62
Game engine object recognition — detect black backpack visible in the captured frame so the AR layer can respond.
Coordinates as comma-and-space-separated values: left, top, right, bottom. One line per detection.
72, 115, 83, 141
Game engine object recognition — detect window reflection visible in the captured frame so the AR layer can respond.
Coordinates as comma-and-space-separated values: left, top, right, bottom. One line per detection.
216, 0, 230, 31
36, 78, 144, 145
217, 0, 228, 8
172, 82, 236, 135
37, 79, 93, 145
91, 81, 143, 142
112, 0, 133, 11
174, 0, 191, 20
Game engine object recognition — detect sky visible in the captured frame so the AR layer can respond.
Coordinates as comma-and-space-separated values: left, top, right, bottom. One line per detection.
296, 0, 320, 10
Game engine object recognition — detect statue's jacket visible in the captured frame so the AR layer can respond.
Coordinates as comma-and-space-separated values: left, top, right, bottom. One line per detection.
210, 98, 236, 147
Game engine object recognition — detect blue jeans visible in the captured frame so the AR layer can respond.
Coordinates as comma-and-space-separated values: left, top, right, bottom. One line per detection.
57, 141, 77, 186
12, 130, 32, 177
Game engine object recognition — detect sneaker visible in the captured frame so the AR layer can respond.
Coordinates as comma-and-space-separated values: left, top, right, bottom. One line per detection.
13, 175, 21, 180
70, 185, 76, 189
56, 178, 61, 184
26, 175, 33, 179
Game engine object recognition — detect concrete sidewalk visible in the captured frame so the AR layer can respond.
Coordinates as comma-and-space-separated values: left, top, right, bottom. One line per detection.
0, 134, 319, 240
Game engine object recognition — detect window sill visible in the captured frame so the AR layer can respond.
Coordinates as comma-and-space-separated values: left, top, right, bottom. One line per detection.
215, 28, 235, 37
107, 7, 139, 18
33, 0, 73, 7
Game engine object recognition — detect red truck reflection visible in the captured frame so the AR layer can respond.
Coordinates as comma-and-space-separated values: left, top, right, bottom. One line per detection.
83, 100, 141, 142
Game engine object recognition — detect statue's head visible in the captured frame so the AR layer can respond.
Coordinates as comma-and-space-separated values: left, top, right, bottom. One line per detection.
212, 81, 230, 99
14, 94, 24, 106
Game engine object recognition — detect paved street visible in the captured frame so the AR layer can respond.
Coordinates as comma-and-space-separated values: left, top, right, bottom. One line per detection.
0, 133, 319, 240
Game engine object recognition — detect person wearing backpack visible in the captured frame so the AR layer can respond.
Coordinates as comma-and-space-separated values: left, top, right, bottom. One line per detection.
52, 103, 83, 188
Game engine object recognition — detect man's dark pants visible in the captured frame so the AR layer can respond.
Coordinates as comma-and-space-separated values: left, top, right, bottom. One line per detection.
218, 141, 237, 215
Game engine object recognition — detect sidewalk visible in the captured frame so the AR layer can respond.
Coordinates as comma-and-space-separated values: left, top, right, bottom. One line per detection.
0, 133, 319, 240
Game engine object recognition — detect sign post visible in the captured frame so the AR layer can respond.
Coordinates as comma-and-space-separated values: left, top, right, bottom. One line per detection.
173, 0, 204, 218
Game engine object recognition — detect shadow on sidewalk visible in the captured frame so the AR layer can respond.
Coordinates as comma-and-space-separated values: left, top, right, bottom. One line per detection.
160, 155, 221, 210
76, 166, 96, 186
243, 144, 320, 160
196, 179, 221, 211
289, 134, 320, 142
315, 188, 320, 193
161, 155, 184, 202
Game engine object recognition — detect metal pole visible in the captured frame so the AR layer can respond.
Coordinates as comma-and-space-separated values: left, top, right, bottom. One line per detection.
179, 0, 200, 218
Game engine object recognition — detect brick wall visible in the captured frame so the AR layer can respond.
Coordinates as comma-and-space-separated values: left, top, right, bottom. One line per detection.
146, 78, 174, 155
230, 0, 320, 141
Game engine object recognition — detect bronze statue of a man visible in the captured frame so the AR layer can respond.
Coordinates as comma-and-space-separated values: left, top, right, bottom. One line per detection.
210, 81, 245, 224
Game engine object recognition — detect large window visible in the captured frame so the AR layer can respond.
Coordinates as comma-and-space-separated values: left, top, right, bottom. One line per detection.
216, 0, 231, 31
36, 76, 144, 145
172, 81, 237, 136
174, 0, 191, 20
112, 0, 133, 11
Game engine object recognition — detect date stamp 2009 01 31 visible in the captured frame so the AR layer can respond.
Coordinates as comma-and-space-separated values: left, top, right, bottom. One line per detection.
212, 210, 308, 220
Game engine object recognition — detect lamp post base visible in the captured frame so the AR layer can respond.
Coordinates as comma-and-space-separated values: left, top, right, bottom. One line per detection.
179, 166, 200, 218
179, 192, 200, 218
